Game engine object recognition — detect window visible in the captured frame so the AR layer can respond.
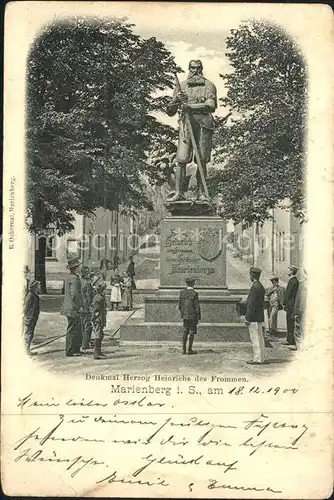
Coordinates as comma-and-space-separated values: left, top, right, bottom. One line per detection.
97, 235, 101, 260
259, 232, 265, 254
278, 231, 286, 262
282, 231, 286, 261
273, 231, 278, 262
111, 234, 117, 252
45, 236, 56, 259
78, 239, 83, 260
88, 235, 92, 259
105, 233, 108, 258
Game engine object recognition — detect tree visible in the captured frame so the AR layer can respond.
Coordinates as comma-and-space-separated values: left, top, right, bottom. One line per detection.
27, 17, 179, 289
209, 20, 307, 225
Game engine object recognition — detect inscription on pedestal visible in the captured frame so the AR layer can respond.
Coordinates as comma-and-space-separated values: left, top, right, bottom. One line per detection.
160, 217, 227, 288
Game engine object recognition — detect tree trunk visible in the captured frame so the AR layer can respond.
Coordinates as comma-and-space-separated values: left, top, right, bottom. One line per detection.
253, 222, 260, 267
35, 235, 47, 294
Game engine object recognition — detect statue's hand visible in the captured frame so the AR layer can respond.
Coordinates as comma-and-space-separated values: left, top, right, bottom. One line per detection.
177, 91, 188, 104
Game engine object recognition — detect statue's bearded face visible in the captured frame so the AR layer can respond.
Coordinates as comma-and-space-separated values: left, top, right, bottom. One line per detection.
187, 61, 205, 85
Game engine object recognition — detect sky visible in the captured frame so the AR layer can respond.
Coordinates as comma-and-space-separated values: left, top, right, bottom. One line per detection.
18, 2, 316, 128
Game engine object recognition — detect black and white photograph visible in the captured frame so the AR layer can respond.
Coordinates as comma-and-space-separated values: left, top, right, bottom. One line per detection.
2, 2, 333, 498
23, 6, 309, 373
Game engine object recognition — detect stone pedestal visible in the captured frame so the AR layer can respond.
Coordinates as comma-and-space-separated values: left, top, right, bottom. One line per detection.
160, 216, 227, 289
120, 216, 248, 344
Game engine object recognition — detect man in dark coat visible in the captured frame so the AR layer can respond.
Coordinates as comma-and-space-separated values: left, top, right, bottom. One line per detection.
126, 255, 136, 290
23, 280, 40, 356
283, 264, 299, 346
61, 257, 84, 357
113, 252, 120, 272
178, 277, 201, 355
245, 267, 268, 365
80, 265, 94, 353
293, 268, 307, 350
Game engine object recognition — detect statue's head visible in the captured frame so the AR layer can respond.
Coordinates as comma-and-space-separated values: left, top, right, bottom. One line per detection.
187, 60, 205, 85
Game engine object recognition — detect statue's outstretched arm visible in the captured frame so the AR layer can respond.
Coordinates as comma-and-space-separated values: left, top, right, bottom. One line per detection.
186, 99, 215, 113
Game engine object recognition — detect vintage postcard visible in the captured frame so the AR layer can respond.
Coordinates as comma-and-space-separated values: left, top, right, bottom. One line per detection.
1, 2, 333, 497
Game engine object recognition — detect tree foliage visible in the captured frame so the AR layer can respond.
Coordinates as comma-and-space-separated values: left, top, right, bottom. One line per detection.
209, 20, 307, 224
27, 17, 179, 235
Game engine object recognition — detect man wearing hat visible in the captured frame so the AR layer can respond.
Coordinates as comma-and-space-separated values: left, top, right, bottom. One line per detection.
80, 265, 94, 353
23, 280, 40, 356
178, 277, 201, 355
245, 267, 267, 364
61, 257, 84, 357
265, 274, 284, 335
283, 265, 299, 346
126, 255, 137, 290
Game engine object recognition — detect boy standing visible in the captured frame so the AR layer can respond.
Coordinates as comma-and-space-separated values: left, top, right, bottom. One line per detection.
80, 265, 94, 353
91, 278, 107, 360
23, 280, 40, 356
178, 277, 201, 355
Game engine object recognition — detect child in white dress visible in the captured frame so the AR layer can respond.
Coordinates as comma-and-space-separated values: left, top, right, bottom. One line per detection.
110, 273, 122, 310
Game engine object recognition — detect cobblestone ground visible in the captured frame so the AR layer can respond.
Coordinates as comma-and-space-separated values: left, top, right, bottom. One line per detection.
31, 249, 294, 376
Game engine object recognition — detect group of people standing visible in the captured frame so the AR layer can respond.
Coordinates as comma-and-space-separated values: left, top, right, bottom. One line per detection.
61, 255, 136, 359
99, 256, 136, 311
109, 256, 136, 311
61, 258, 107, 359
22, 254, 136, 359
244, 264, 307, 365
23, 258, 306, 366
179, 264, 307, 364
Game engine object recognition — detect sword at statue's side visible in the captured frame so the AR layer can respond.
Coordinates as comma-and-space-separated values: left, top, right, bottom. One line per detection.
174, 72, 210, 201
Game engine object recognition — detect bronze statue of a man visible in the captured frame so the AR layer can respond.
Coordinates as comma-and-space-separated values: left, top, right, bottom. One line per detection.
167, 60, 217, 201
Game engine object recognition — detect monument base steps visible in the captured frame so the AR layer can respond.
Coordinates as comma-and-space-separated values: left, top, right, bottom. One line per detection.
119, 215, 249, 344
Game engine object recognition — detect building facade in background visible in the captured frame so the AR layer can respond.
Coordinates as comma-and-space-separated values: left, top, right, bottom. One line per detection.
233, 205, 304, 283
26, 207, 155, 280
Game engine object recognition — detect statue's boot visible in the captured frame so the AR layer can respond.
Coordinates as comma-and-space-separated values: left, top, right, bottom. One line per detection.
196, 164, 208, 201
196, 189, 209, 202
169, 164, 186, 202
169, 192, 185, 202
